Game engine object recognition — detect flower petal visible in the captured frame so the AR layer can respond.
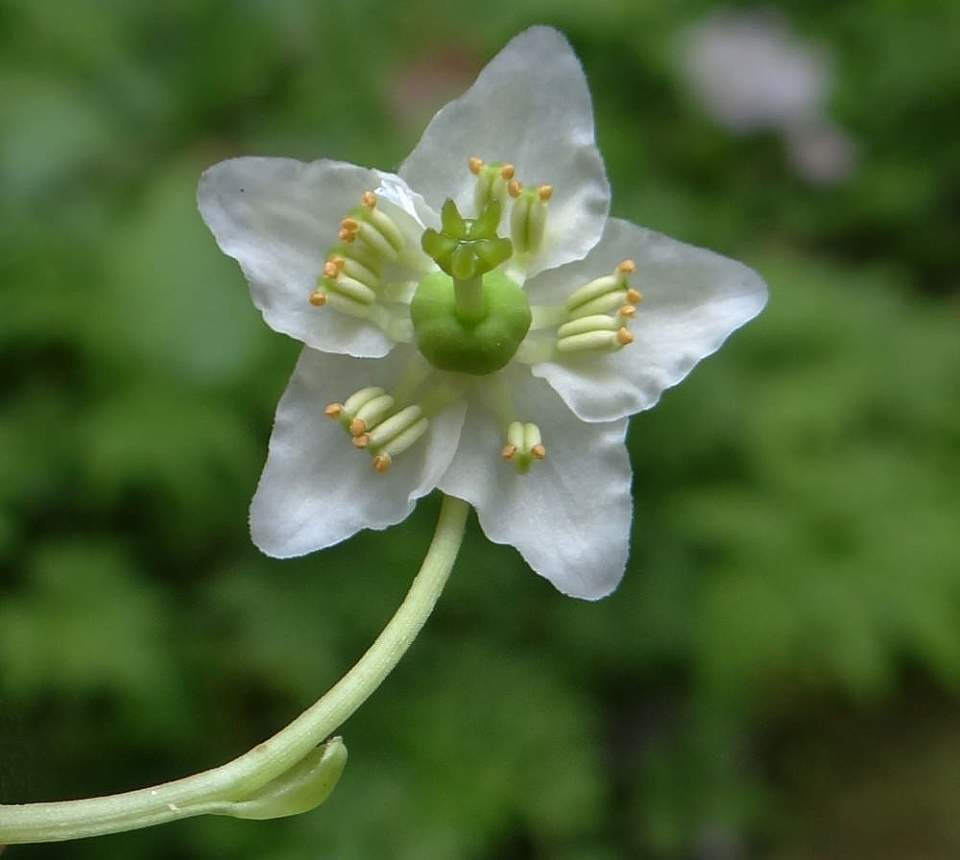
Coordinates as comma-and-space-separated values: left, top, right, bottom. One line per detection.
529, 218, 768, 422
199, 158, 424, 357
251, 347, 466, 557
399, 26, 610, 276
438, 368, 631, 600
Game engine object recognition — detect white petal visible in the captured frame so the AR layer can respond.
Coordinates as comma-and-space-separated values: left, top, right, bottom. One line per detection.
529, 218, 768, 422
399, 26, 609, 276
251, 348, 466, 557
438, 368, 631, 600
199, 158, 424, 357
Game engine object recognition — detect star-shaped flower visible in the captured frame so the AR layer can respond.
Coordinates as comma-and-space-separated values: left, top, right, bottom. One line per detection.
198, 27, 767, 600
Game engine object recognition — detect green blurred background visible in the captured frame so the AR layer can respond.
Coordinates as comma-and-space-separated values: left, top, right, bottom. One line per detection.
2, 0, 959, 857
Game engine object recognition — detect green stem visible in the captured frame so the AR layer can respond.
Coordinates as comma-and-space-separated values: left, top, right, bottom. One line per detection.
0, 495, 471, 845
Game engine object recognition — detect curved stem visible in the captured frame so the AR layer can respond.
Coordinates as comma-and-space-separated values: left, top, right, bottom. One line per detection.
0, 494, 471, 845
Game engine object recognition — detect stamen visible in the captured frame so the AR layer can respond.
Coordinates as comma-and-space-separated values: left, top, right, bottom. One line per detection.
355, 221, 399, 261
367, 405, 423, 449
309, 290, 327, 307
558, 314, 620, 338
378, 417, 428, 457
619, 304, 636, 318
472, 160, 512, 216
329, 385, 434, 471
618, 259, 637, 275
353, 393, 395, 433
507, 179, 523, 198
319, 274, 376, 305
626, 288, 643, 304
328, 253, 380, 289
509, 183, 550, 256
616, 327, 634, 346
343, 387, 386, 416
502, 421, 546, 473
557, 330, 622, 353
324, 291, 371, 319
361, 190, 377, 208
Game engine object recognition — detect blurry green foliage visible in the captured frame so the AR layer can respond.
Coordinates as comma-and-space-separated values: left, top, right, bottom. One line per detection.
1, 0, 958, 858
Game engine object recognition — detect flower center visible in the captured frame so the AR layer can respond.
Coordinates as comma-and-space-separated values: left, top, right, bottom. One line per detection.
412, 198, 531, 375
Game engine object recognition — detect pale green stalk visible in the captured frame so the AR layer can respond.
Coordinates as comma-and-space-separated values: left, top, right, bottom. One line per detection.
0, 495, 471, 845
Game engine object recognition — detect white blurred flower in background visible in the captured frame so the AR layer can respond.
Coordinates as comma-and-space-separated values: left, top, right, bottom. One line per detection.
678, 9, 857, 184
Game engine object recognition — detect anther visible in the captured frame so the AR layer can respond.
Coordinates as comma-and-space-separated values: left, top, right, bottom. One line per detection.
619, 304, 636, 318
309, 290, 327, 306
361, 191, 377, 208
537, 184, 553, 201
500, 164, 515, 180
530, 443, 546, 460
508, 179, 523, 198
617, 259, 637, 275
373, 453, 392, 473
617, 327, 634, 346
502, 444, 517, 461
341, 217, 360, 233
626, 288, 643, 304
349, 418, 367, 436
352, 434, 370, 449
323, 260, 341, 279
338, 226, 356, 242
324, 403, 343, 419
468, 156, 484, 175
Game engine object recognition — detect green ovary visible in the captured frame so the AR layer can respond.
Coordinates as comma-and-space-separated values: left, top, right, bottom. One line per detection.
411, 271, 532, 375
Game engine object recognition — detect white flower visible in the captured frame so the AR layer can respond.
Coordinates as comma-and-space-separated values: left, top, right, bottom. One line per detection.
198, 27, 767, 600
